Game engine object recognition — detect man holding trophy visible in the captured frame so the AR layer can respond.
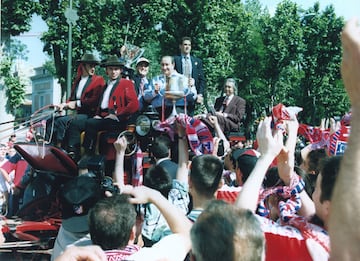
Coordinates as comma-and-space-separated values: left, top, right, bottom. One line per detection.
144, 56, 197, 120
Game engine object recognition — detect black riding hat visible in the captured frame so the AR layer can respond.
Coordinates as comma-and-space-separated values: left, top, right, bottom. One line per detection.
101, 55, 125, 67
77, 53, 100, 65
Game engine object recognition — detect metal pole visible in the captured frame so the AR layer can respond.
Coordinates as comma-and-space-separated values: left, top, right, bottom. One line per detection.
66, 0, 73, 100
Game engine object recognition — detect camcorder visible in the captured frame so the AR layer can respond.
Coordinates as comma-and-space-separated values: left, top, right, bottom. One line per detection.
87, 155, 120, 195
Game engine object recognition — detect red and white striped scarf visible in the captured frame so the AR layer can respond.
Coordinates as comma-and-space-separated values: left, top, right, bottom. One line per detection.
155, 113, 214, 155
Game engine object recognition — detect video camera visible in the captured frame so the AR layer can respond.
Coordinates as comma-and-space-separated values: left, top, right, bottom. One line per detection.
86, 155, 120, 195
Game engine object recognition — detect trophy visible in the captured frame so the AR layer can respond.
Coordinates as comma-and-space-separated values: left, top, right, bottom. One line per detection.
121, 43, 145, 67
165, 75, 189, 118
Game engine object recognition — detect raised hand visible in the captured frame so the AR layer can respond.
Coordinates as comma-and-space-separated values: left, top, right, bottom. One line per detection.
256, 116, 284, 159
341, 18, 360, 108
113, 135, 128, 153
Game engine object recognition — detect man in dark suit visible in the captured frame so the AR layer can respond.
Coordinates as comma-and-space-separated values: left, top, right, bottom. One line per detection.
199, 78, 246, 135
174, 37, 206, 115
150, 135, 178, 180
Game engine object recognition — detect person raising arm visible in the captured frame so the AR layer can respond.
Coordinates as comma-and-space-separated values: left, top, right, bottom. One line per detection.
329, 18, 360, 261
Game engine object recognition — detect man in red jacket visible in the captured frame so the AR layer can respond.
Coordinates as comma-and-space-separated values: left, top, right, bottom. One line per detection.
77, 55, 139, 168
47, 53, 105, 154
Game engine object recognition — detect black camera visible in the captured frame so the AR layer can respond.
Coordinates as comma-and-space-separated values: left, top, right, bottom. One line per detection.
100, 176, 120, 194
87, 155, 119, 194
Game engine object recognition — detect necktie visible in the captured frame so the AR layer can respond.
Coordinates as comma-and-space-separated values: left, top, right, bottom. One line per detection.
222, 96, 229, 112
183, 57, 191, 77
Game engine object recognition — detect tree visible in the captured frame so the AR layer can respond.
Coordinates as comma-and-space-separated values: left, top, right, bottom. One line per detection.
260, 0, 304, 108
232, 0, 269, 134
8, 0, 347, 132
37, 0, 173, 100
193, 1, 246, 103
237, 1, 347, 131
0, 39, 28, 113
1, 0, 37, 121
1, 0, 39, 43
299, 3, 347, 124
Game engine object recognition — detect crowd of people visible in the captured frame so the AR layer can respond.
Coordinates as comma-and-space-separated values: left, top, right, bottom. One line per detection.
1, 18, 360, 261
0, 134, 30, 217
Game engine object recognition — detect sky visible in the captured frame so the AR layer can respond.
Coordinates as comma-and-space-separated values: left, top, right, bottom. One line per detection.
15, 0, 359, 68
258, 0, 359, 19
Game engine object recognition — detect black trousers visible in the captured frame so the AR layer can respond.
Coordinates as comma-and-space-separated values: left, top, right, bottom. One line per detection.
67, 114, 90, 147
82, 118, 127, 153
45, 115, 72, 144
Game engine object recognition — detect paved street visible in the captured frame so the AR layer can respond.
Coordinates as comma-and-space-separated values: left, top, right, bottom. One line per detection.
0, 250, 51, 260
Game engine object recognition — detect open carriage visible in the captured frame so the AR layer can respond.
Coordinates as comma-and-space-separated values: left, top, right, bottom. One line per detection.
0, 142, 78, 259
0, 102, 157, 259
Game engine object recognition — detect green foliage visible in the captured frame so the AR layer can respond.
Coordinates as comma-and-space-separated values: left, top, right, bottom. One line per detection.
0, 57, 26, 114
0, 39, 28, 114
4, 0, 348, 136
261, 1, 304, 100
298, 4, 347, 125
1, 0, 39, 38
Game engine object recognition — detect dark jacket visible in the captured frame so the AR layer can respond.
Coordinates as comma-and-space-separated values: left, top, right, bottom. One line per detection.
174, 55, 206, 96
214, 95, 246, 133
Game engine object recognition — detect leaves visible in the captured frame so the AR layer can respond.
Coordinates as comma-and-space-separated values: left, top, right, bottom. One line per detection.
0, 57, 26, 113
2, 0, 349, 135
1, 0, 39, 37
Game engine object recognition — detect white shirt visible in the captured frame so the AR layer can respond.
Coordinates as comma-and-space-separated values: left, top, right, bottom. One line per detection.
100, 80, 116, 109
129, 234, 190, 261
76, 76, 89, 107
225, 94, 234, 105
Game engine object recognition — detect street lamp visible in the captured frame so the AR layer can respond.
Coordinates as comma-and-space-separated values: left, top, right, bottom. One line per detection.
64, 1, 78, 100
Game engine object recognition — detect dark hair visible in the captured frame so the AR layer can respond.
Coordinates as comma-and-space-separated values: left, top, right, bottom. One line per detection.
161, 55, 175, 64
144, 164, 172, 197
88, 194, 136, 250
307, 149, 328, 175
294, 166, 317, 197
181, 36, 192, 44
263, 167, 282, 188
320, 156, 342, 202
236, 153, 258, 183
150, 135, 171, 159
190, 155, 223, 197
121, 66, 134, 80
191, 200, 264, 261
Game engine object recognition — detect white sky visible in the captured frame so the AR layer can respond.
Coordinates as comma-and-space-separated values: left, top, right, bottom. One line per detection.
14, 1, 360, 67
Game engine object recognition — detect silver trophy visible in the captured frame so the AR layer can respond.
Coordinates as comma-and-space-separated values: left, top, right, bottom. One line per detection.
122, 43, 145, 67
165, 75, 189, 118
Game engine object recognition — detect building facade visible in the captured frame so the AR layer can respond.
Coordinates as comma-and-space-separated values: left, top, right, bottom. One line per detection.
31, 67, 61, 112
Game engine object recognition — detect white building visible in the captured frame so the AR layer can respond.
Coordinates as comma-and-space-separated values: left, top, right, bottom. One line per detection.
31, 66, 61, 112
